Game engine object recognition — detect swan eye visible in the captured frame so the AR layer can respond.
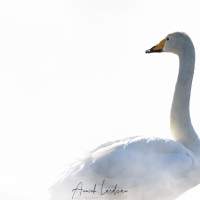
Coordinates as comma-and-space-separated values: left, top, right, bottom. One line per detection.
166, 37, 169, 41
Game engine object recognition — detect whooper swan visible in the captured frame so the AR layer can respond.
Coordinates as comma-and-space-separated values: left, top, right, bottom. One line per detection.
47, 32, 200, 200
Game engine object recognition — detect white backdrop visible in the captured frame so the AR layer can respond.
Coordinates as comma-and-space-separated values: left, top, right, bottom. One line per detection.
0, 0, 200, 199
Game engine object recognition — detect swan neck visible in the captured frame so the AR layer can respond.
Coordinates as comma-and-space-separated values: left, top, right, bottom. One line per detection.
170, 48, 200, 149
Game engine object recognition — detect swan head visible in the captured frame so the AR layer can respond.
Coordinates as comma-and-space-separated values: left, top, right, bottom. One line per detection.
145, 32, 194, 56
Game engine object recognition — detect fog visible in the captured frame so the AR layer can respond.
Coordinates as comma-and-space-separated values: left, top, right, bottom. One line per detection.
0, 0, 200, 199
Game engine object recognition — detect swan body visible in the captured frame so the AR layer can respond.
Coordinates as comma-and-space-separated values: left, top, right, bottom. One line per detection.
48, 32, 200, 200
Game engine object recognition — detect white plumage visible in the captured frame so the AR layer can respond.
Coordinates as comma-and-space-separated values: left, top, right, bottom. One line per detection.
47, 32, 200, 200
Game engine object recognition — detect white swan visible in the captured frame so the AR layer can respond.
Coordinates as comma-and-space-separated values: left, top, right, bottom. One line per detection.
47, 32, 200, 200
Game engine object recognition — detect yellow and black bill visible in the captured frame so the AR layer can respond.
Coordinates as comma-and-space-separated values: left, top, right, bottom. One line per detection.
145, 38, 166, 53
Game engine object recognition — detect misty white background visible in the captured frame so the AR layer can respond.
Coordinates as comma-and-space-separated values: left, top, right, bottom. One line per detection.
1, 0, 200, 199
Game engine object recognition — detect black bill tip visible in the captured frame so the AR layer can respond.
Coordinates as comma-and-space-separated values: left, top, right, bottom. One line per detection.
145, 45, 156, 54
145, 46, 163, 54
145, 49, 151, 53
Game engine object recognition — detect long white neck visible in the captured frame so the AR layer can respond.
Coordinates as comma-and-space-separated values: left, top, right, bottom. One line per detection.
170, 45, 200, 150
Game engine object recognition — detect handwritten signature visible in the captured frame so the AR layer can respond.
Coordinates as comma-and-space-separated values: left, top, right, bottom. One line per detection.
72, 180, 128, 199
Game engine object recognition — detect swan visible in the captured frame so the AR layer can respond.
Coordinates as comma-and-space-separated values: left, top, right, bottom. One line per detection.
47, 32, 200, 200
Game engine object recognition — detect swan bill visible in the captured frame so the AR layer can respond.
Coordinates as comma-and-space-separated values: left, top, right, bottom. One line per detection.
145, 38, 166, 53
